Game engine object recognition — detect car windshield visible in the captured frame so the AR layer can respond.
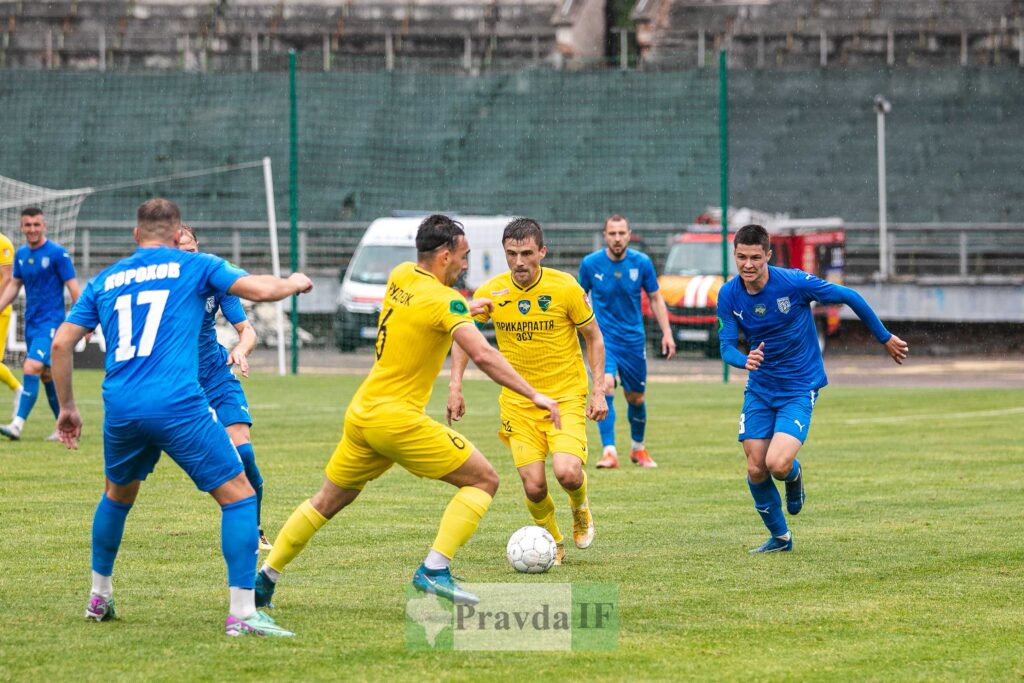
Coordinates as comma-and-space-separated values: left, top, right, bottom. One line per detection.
663, 242, 737, 276
347, 245, 417, 284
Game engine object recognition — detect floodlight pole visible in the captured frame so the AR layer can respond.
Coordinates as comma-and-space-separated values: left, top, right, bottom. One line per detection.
719, 48, 729, 384
289, 49, 300, 374
874, 95, 891, 279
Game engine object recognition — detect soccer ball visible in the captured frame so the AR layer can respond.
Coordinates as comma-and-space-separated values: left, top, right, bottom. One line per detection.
506, 525, 557, 574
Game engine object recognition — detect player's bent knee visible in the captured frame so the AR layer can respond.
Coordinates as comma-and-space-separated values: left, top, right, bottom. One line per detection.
746, 464, 770, 483
522, 479, 548, 502
624, 392, 645, 406
311, 479, 360, 519
210, 471, 256, 506
226, 423, 251, 445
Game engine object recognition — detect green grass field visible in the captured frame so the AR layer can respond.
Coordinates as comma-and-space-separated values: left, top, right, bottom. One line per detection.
2, 371, 1022, 681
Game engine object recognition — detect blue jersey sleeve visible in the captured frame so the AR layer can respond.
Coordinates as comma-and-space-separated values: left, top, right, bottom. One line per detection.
578, 258, 592, 292
641, 256, 659, 294
65, 279, 99, 329
12, 251, 22, 280
55, 248, 77, 283
716, 285, 748, 368
219, 294, 247, 326
795, 272, 891, 344
198, 254, 248, 298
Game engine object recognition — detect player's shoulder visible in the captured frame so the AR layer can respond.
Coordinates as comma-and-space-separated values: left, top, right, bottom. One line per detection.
626, 248, 653, 265
771, 266, 815, 287
478, 271, 510, 294
580, 250, 605, 268
0, 232, 12, 249
542, 266, 580, 288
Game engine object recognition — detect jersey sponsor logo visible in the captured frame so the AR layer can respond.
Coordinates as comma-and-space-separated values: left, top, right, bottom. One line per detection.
613, 271, 622, 279
537, 295, 551, 311
629, 268, 638, 281
494, 319, 554, 333
497, 300, 513, 307
754, 304, 767, 317
593, 273, 604, 281
793, 419, 806, 433
517, 300, 531, 315
490, 287, 510, 296
449, 299, 468, 315
776, 297, 791, 314
583, 293, 592, 309
2, 248, 9, 257
27, 258, 34, 265
104, 262, 181, 291
205, 296, 217, 314
732, 310, 743, 321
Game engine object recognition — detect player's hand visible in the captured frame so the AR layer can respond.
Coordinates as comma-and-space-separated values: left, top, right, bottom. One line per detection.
745, 342, 765, 371
288, 272, 314, 294
531, 393, 562, 430
586, 392, 608, 422
885, 334, 909, 365
227, 347, 250, 377
468, 298, 493, 316
662, 332, 676, 360
447, 387, 466, 425
56, 408, 82, 450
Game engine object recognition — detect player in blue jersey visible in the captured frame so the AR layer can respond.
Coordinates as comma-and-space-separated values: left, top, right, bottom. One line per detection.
579, 215, 675, 469
717, 224, 908, 553
49, 198, 312, 637
0, 208, 83, 442
178, 225, 271, 551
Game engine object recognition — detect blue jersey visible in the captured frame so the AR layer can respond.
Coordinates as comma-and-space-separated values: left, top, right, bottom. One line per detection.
12, 239, 76, 335
66, 247, 247, 419
197, 292, 247, 391
579, 248, 659, 348
717, 266, 891, 394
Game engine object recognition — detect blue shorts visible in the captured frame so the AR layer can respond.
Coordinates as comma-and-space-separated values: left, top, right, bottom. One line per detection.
205, 378, 252, 427
738, 387, 820, 444
604, 343, 647, 394
25, 327, 57, 366
103, 408, 243, 492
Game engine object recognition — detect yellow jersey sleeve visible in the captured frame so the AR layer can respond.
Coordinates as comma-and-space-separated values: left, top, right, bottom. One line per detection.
433, 289, 473, 334
471, 282, 491, 324
0, 233, 13, 268
565, 278, 595, 328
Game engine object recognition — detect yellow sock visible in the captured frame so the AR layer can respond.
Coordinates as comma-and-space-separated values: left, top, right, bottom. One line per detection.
564, 471, 588, 510
0, 364, 18, 391
266, 499, 328, 574
525, 493, 563, 544
431, 486, 493, 559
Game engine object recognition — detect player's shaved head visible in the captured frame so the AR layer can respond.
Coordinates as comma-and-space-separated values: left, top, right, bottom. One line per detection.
503, 218, 544, 249
136, 198, 182, 244
734, 224, 770, 254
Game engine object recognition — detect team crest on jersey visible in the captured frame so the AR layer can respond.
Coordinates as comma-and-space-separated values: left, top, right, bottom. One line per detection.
537, 295, 551, 311
754, 303, 767, 317
41, 257, 50, 269
629, 268, 638, 281
517, 300, 531, 315
205, 296, 217, 313
776, 297, 791, 314
613, 271, 622, 279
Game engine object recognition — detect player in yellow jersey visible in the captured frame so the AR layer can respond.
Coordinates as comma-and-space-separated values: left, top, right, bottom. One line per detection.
0, 231, 23, 414
256, 214, 561, 607
449, 218, 607, 566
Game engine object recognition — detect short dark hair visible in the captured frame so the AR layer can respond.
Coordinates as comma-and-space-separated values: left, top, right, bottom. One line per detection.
734, 224, 770, 253
20, 207, 43, 218
136, 198, 182, 243
416, 214, 465, 256
503, 218, 544, 249
604, 214, 629, 231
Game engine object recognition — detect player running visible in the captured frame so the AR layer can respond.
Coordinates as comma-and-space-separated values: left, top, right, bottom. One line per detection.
178, 225, 271, 550
579, 214, 675, 469
449, 218, 607, 566
255, 214, 560, 607
0, 229, 23, 415
50, 198, 312, 637
718, 224, 908, 553
0, 208, 83, 442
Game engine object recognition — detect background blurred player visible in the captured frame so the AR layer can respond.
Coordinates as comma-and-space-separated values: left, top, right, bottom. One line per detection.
0, 208, 82, 441
255, 214, 560, 607
579, 214, 675, 469
0, 229, 22, 415
50, 198, 312, 637
717, 223, 908, 553
178, 224, 271, 551
449, 217, 606, 565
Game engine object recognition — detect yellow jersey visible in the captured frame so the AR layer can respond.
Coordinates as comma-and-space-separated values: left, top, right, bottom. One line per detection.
349, 262, 472, 415
474, 267, 595, 405
0, 233, 13, 313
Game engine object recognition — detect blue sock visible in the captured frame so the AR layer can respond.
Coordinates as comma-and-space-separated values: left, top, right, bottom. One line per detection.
597, 394, 616, 448
16, 374, 40, 420
236, 443, 264, 526
627, 401, 647, 443
91, 495, 133, 576
748, 477, 788, 538
221, 495, 258, 588
43, 380, 60, 418
776, 458, 801, 482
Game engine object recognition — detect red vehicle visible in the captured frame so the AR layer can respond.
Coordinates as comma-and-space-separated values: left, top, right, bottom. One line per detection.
643, 215, 846, 357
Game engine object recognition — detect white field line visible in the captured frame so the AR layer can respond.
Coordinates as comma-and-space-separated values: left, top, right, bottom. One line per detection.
842, 406, 1024, 425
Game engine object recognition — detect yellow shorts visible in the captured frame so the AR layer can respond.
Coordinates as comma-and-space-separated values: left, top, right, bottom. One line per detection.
324, 404, 475, 490
499, 395, 588, 468
0, 306, 10, 356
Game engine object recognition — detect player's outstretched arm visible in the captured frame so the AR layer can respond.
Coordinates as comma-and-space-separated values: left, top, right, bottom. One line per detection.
228, 273, 313, 302
452, 324, 562, 430
50, 322, 91, 450
805, 279, 909, 365
884, 334, 909, 365
648, 290, 677, 360
578, 320, 608, 421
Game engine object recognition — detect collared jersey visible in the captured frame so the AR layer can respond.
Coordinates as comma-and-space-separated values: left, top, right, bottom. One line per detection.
0, 233, 13, 313
66, 246, 246, 419
578, 248, 659, 348
474, 267, 594, 404
349, 262, 472, 415
12, 239, 76, 334
197, 292, 247, 391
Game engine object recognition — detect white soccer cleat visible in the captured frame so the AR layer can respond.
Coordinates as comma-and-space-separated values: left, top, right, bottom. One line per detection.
44, 430, 62, 442
0, 421, 22, 441
11, 386, 22, 420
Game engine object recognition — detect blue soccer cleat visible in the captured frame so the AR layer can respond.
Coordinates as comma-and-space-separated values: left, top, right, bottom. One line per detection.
411, 564, 479, 605
785, 466, 805, 515
255, 570, 276, 608
749, 534, 793, 554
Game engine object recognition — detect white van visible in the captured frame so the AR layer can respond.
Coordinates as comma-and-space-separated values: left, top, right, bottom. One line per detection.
334, 215, 512, 350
